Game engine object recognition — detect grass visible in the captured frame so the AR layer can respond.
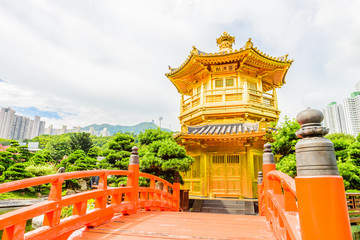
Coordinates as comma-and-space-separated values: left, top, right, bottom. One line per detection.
0, 191, 38, 200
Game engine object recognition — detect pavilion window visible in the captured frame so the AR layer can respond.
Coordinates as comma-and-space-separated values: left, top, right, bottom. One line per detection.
197, 87, 201, 94
192, 157, 201, 178
253, 155, 263, 180
226, 78, 234, 87
215, 79, 223, 88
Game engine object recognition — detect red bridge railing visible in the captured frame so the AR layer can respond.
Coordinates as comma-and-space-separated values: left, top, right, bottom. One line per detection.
0, 147, 180, 240
258, 108, 352, 240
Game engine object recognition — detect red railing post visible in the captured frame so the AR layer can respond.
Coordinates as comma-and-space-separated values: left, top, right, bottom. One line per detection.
127, 146, 139, 214
43, 177, 64, 227
257, 171, 264, 216
173, 171, 180, 212
95, 173, 108, 209
294, 108, 352, 240
262, 143, 276, 220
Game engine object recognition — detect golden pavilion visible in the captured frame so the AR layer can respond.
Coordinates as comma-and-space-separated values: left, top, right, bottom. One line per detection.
166, 32, 292, 198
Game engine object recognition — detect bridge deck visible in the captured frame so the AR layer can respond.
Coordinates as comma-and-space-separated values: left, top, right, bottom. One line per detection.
69, 211, 276, 240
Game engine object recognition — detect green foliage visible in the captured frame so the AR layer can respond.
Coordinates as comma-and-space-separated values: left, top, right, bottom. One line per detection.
338, 161, 360, 190
69, 132, 93, 154
29, 152, 47, 165
0, 165, 5, 174
105, 150, 131, 169
327, 133, 355, 161
26, 164, 56, 176
0, 191, 38, 200
87, 146, 102, 158
138, 128, 172, 145
46, 139, 71, 161
0, 151, 16, 170
276, 154, 297, 178
139, 130, 193, 183
108, 133, 134, 152
91, 135, 114, 150
0, 138, 10, 146
58, 150, 97, 172
97, 133, 135, 170
270, 117, 300, 156
0, 163, 34, 182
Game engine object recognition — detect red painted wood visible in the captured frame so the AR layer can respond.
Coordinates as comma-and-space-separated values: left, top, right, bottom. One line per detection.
0, 169, 179, 240
69, 211, 277, 240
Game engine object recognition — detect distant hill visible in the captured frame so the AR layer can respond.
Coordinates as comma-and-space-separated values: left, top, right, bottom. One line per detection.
81, 122, 172, 135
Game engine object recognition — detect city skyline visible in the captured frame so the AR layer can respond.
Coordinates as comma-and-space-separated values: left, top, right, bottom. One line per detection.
0, 1, 359, 130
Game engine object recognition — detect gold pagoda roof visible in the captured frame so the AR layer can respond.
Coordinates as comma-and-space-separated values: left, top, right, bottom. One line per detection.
166, 32, 293, 94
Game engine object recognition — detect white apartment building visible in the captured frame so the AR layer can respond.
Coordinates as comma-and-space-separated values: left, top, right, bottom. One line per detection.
343, 92, 360, 136
0, 107, 46, 140
323, 102, 347, 134
0, 108, 16, 139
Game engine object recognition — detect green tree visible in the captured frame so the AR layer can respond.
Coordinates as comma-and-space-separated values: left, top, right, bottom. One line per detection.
326, 133, 355, 161
338, 161, 360, 190
58, 150, 97, 172
46, 139, 71, 161
87, 146, 102, 158
108, 133, 134, 152
270, 117, 300, 156
139, 129, 193, 183
69, 132, 93, 154
98, 133, 135, 170
0, 151, 16, 170
138, 128, 172, 145
275, 154, 297, 178
29, 152, 47, 165
0, 163, 34, 182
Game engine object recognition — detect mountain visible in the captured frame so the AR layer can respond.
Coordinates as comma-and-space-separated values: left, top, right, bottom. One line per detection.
81, 122, 172, 135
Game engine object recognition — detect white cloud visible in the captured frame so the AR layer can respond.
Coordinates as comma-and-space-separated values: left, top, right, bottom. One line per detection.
0, 0, 359, 129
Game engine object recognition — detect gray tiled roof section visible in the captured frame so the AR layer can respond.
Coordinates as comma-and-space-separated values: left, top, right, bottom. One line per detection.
188, 123, 259, 135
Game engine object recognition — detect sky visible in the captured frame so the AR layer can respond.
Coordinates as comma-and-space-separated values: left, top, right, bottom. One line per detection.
0, 0, 359, 130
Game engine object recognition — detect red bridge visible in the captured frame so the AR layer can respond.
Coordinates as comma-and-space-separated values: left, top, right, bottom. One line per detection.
0, 109, 354, 240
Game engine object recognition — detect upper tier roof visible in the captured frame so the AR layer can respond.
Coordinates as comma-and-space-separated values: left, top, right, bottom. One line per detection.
166, 32, 293, 94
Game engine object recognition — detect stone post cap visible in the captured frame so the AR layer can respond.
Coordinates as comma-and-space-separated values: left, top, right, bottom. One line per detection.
129, 146, 139, 165
263, 142, 275, 164
296, 108, 329, 138
264, 143, 272, 153
295, 108, 338, 176
131, 146, 139, 155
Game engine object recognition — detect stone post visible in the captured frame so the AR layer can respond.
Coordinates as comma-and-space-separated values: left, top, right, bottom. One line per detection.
127, 146, 139, 214
295, 108, 351, 240
262, 143, 276, 220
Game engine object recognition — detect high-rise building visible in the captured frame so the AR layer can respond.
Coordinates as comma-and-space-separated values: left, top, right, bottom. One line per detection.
60, 125, 67, 135
355, 82, 360, 92
30, 116, 41, 139
39, 121, 45, 136
100, 127, 110, 137
0, 107, 46, 140
44, 124, 53, 135
323, 102, 347, 134
0, 108, 16, 139
10, 115, 30, 140
343, 92, 360, 136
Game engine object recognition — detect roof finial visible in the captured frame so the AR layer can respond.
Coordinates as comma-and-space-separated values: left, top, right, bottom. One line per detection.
245, 38, 253, 49
216, 32, 235, 53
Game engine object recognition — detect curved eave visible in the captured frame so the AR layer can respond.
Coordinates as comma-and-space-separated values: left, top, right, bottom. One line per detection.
166, 47, 292, 77
166, 47, 293, 94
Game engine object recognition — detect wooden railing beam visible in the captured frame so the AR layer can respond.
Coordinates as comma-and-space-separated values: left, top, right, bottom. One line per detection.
0, 146, 180, 240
